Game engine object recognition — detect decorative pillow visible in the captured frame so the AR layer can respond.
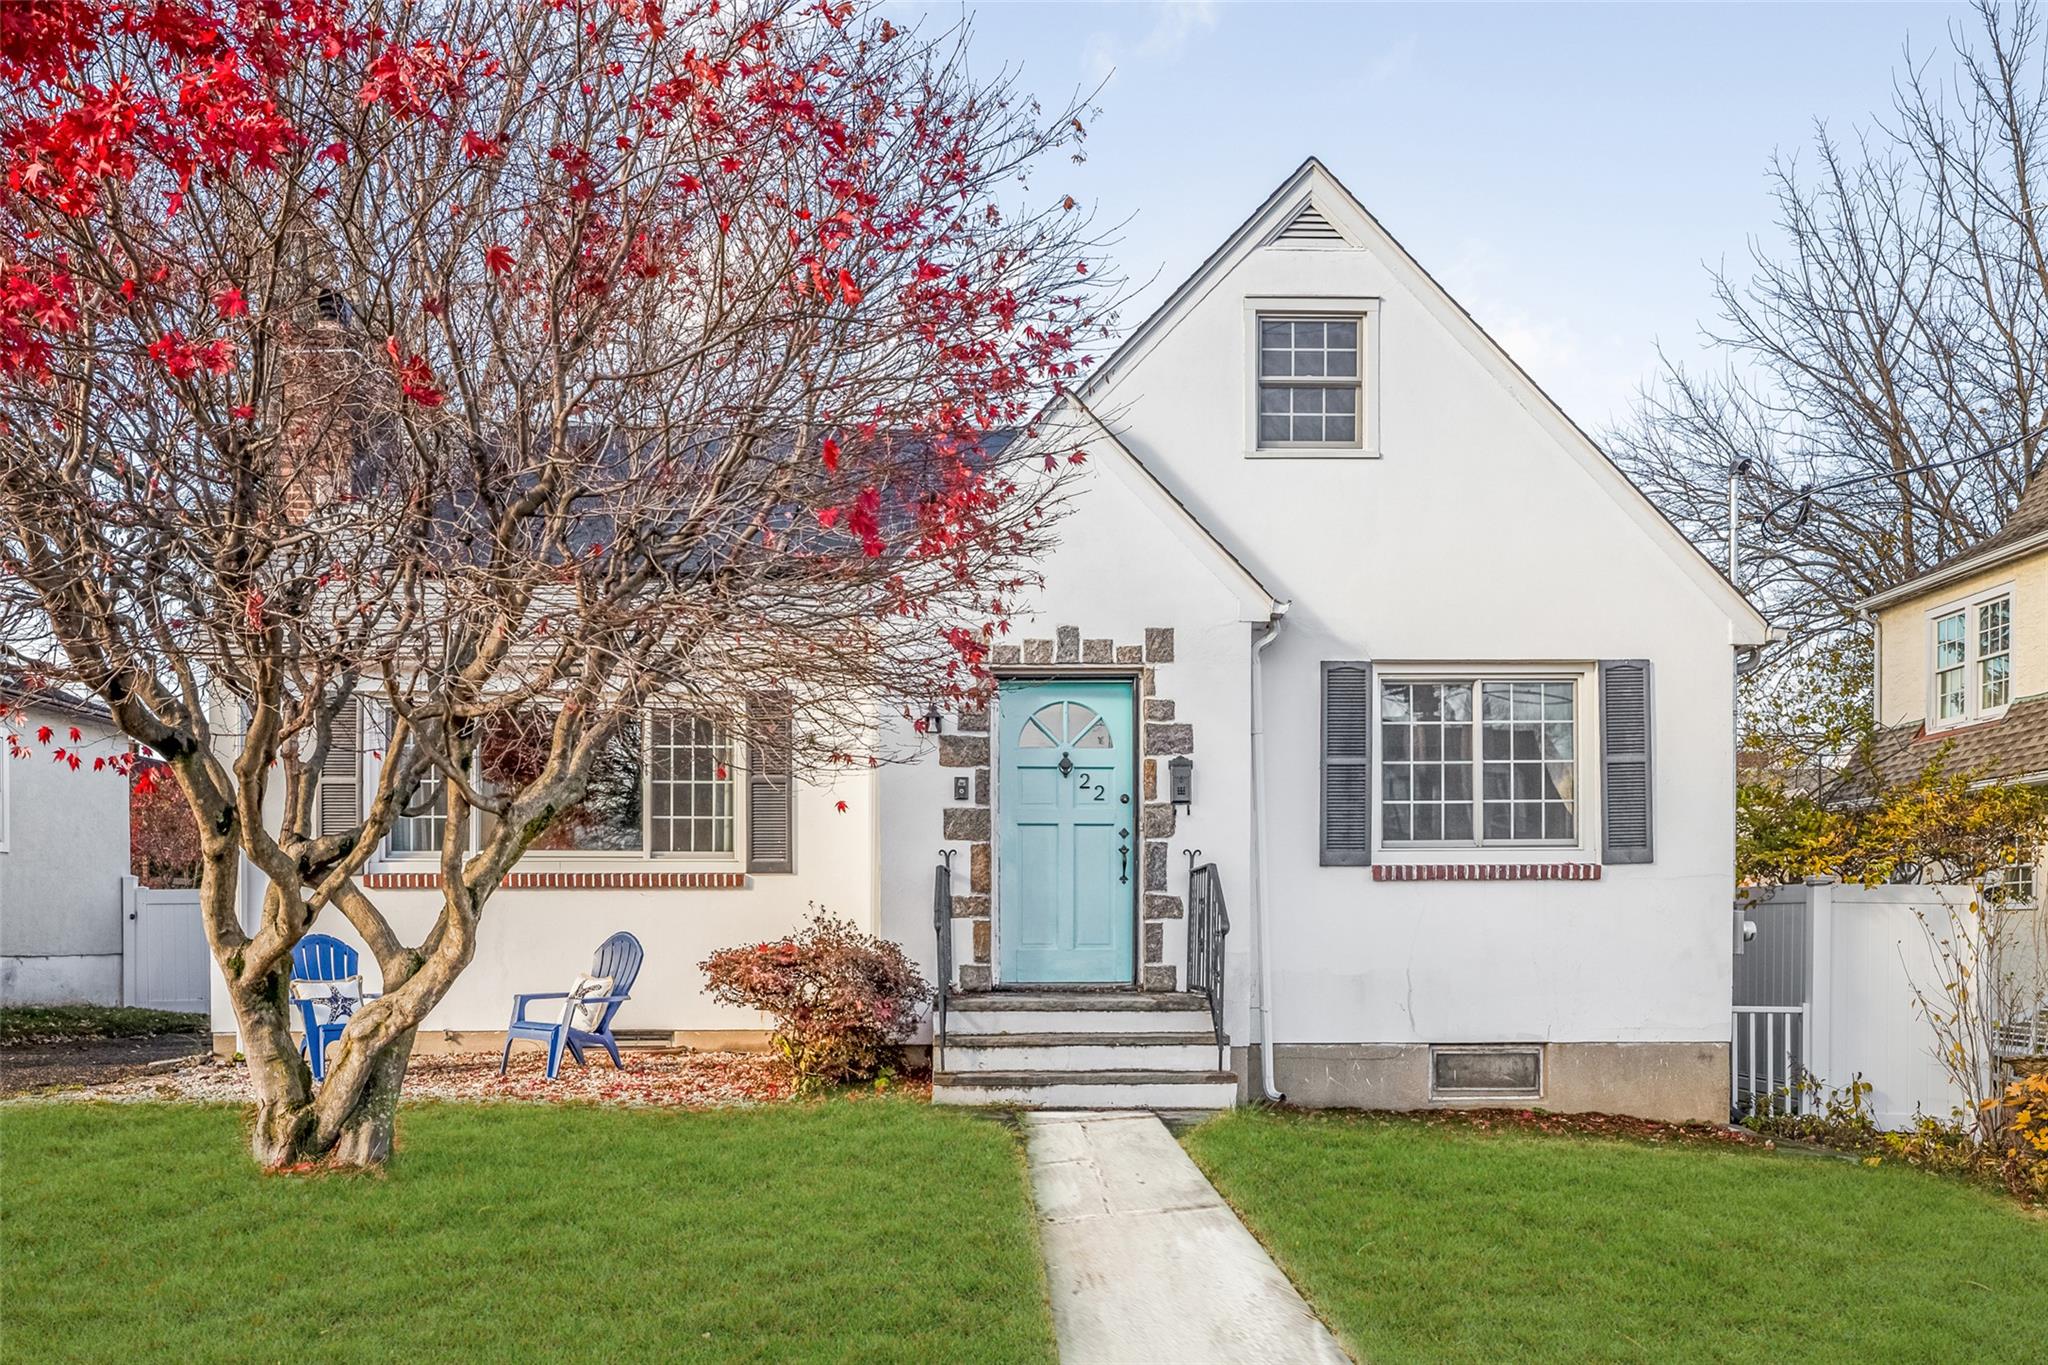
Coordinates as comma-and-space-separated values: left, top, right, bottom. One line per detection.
560, 974, 615, 1032
290, 975, 364, 1028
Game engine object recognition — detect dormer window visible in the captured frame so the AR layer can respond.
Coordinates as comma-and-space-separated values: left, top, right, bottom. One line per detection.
1930, 589, 2013, 725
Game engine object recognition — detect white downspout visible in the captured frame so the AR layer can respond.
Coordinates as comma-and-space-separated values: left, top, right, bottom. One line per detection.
1251, 602, 1290, 1102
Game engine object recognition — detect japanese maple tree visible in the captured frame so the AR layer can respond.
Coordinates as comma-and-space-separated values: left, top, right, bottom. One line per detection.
0, 0, 1113, 1166
132, 759, 203, 885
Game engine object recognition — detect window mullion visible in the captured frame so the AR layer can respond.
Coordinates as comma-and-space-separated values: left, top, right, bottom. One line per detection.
1470, 709, 1486, 847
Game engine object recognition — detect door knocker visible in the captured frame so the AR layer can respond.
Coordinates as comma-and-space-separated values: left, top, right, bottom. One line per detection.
1057, 752, 1074, 777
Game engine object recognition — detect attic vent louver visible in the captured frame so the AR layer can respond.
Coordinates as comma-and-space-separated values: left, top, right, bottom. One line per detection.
1276, 202, 1344, 244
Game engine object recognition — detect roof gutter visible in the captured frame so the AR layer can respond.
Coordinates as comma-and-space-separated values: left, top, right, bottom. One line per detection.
1250, 601, 1291, 1103
1734, 626, 1782, 678
1858, 530, 2048, 613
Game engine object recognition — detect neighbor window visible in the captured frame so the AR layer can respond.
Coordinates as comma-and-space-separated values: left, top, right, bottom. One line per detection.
1935, 610, 1968, 721
1380, 679, 1578, 845
1931, 591, 2012, 725
1979, 597, 2011, 711
1258, 316, 1361, 448
1986, 863, 2037, 910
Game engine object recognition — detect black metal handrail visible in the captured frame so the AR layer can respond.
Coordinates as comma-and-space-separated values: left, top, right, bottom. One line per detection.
932, 852, 954, 1072
1186, 856, 1229, 1071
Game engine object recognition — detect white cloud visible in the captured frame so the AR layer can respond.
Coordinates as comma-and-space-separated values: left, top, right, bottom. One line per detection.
1136, 1, 1219, 62
1439, 236, 1639, 423
1082, 2, 1219, 85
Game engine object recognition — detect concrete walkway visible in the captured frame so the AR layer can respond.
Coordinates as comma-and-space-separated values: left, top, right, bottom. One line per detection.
1024, 1111, 1352, 1365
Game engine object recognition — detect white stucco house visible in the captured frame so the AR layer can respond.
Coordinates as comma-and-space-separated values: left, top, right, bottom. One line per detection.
1, 684, 135, 1006
214, 159, 1768, 1121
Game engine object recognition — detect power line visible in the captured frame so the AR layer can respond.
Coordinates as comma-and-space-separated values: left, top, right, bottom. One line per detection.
1749, 424, 2046, 534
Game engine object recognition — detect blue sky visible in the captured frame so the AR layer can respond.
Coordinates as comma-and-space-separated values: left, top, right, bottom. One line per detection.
894, 1, 1970, 429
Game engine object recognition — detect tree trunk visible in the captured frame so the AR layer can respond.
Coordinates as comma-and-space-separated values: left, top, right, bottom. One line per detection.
322, 1029, 418, 1167
228, 965, 419, 1169
231, 968, 321, 1166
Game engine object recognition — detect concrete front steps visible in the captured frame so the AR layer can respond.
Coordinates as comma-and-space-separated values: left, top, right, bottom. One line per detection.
932, 991, 1236, 1110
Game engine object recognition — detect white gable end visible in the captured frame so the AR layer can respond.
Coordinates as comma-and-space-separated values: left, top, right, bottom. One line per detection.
1085, 159, 1766, 648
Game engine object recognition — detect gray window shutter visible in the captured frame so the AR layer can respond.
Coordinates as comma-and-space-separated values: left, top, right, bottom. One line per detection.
316, 698, 362, 840
1321, 661, 1373, 866
1600, 660, 1654, 865
746, 691, 794, 874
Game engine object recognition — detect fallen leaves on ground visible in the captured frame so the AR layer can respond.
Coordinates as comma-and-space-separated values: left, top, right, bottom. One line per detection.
1400, 1105, 1764, 1147
13, 1049, 821, 1108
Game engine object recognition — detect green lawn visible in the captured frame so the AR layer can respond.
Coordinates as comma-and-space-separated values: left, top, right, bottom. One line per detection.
1, 1100, 1054, 1363
1184, 1110, 2048, 1364
0, 1005, 205, 1043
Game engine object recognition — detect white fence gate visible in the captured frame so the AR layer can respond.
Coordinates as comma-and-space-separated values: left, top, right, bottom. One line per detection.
1731, 1005, 1808, 1117
1733, 880, 2044, 1128
121, 878, 209, 1014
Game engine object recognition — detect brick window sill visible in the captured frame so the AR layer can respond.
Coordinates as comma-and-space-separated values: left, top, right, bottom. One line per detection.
362, 871, 747, 891
1373, 863, 1601, 882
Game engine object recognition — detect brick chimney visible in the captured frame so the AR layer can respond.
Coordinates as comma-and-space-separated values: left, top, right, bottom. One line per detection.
274, 289, 369, 525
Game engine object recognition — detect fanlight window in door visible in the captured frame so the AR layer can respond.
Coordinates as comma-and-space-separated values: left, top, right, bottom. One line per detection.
1018, 701, 1114, 749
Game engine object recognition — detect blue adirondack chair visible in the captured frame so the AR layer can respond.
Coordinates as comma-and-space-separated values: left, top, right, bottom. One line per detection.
501, 932, 644, 1080
290, 933, 378, 1083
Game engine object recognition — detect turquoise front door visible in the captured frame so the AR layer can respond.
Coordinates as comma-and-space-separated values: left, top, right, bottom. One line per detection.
997, 679, 1137, 984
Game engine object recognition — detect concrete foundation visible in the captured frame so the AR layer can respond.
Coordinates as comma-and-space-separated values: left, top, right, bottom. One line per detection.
1235, 1040, 1730, 1125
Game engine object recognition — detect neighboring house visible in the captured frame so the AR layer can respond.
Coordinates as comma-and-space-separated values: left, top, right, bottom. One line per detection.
0, 684, 135, 1006
1853, 463, 2048, 909
213, 159, 1769, 1121
1840, 462, 2048, 1060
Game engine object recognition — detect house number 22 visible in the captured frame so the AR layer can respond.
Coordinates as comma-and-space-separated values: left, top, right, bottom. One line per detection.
1076, 772, 1107, 801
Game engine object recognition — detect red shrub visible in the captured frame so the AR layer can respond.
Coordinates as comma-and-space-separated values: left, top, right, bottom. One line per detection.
701, 910, 929, 1089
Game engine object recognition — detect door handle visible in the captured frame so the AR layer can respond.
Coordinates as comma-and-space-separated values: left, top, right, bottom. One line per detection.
1118, 843, 1129, 885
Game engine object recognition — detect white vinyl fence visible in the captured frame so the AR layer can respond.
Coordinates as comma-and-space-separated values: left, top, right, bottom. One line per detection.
121, 878, 209, 1014
1733, 880, 2046, 1128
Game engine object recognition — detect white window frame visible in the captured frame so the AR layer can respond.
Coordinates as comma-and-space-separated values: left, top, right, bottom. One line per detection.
1924, 583, 2015, 731
384, 759, 455, 858
1372, 664, 1598, 858
1985, 863, 2038, 911
647, 712, 739, 858
1244, 296, 1381, 458
370, 704, 743, 868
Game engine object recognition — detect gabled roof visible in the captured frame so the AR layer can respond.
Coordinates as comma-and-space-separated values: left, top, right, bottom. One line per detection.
0, 675, 115, 727
1082, 157, 1771, 643
1825, 696, 2048, 802
1861, 461, 2048, 612
1029, 397, 1283, 622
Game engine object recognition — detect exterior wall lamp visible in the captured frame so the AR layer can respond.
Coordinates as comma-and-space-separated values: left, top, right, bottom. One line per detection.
1168, 754, 1193, 813
922, 703, 943, 735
